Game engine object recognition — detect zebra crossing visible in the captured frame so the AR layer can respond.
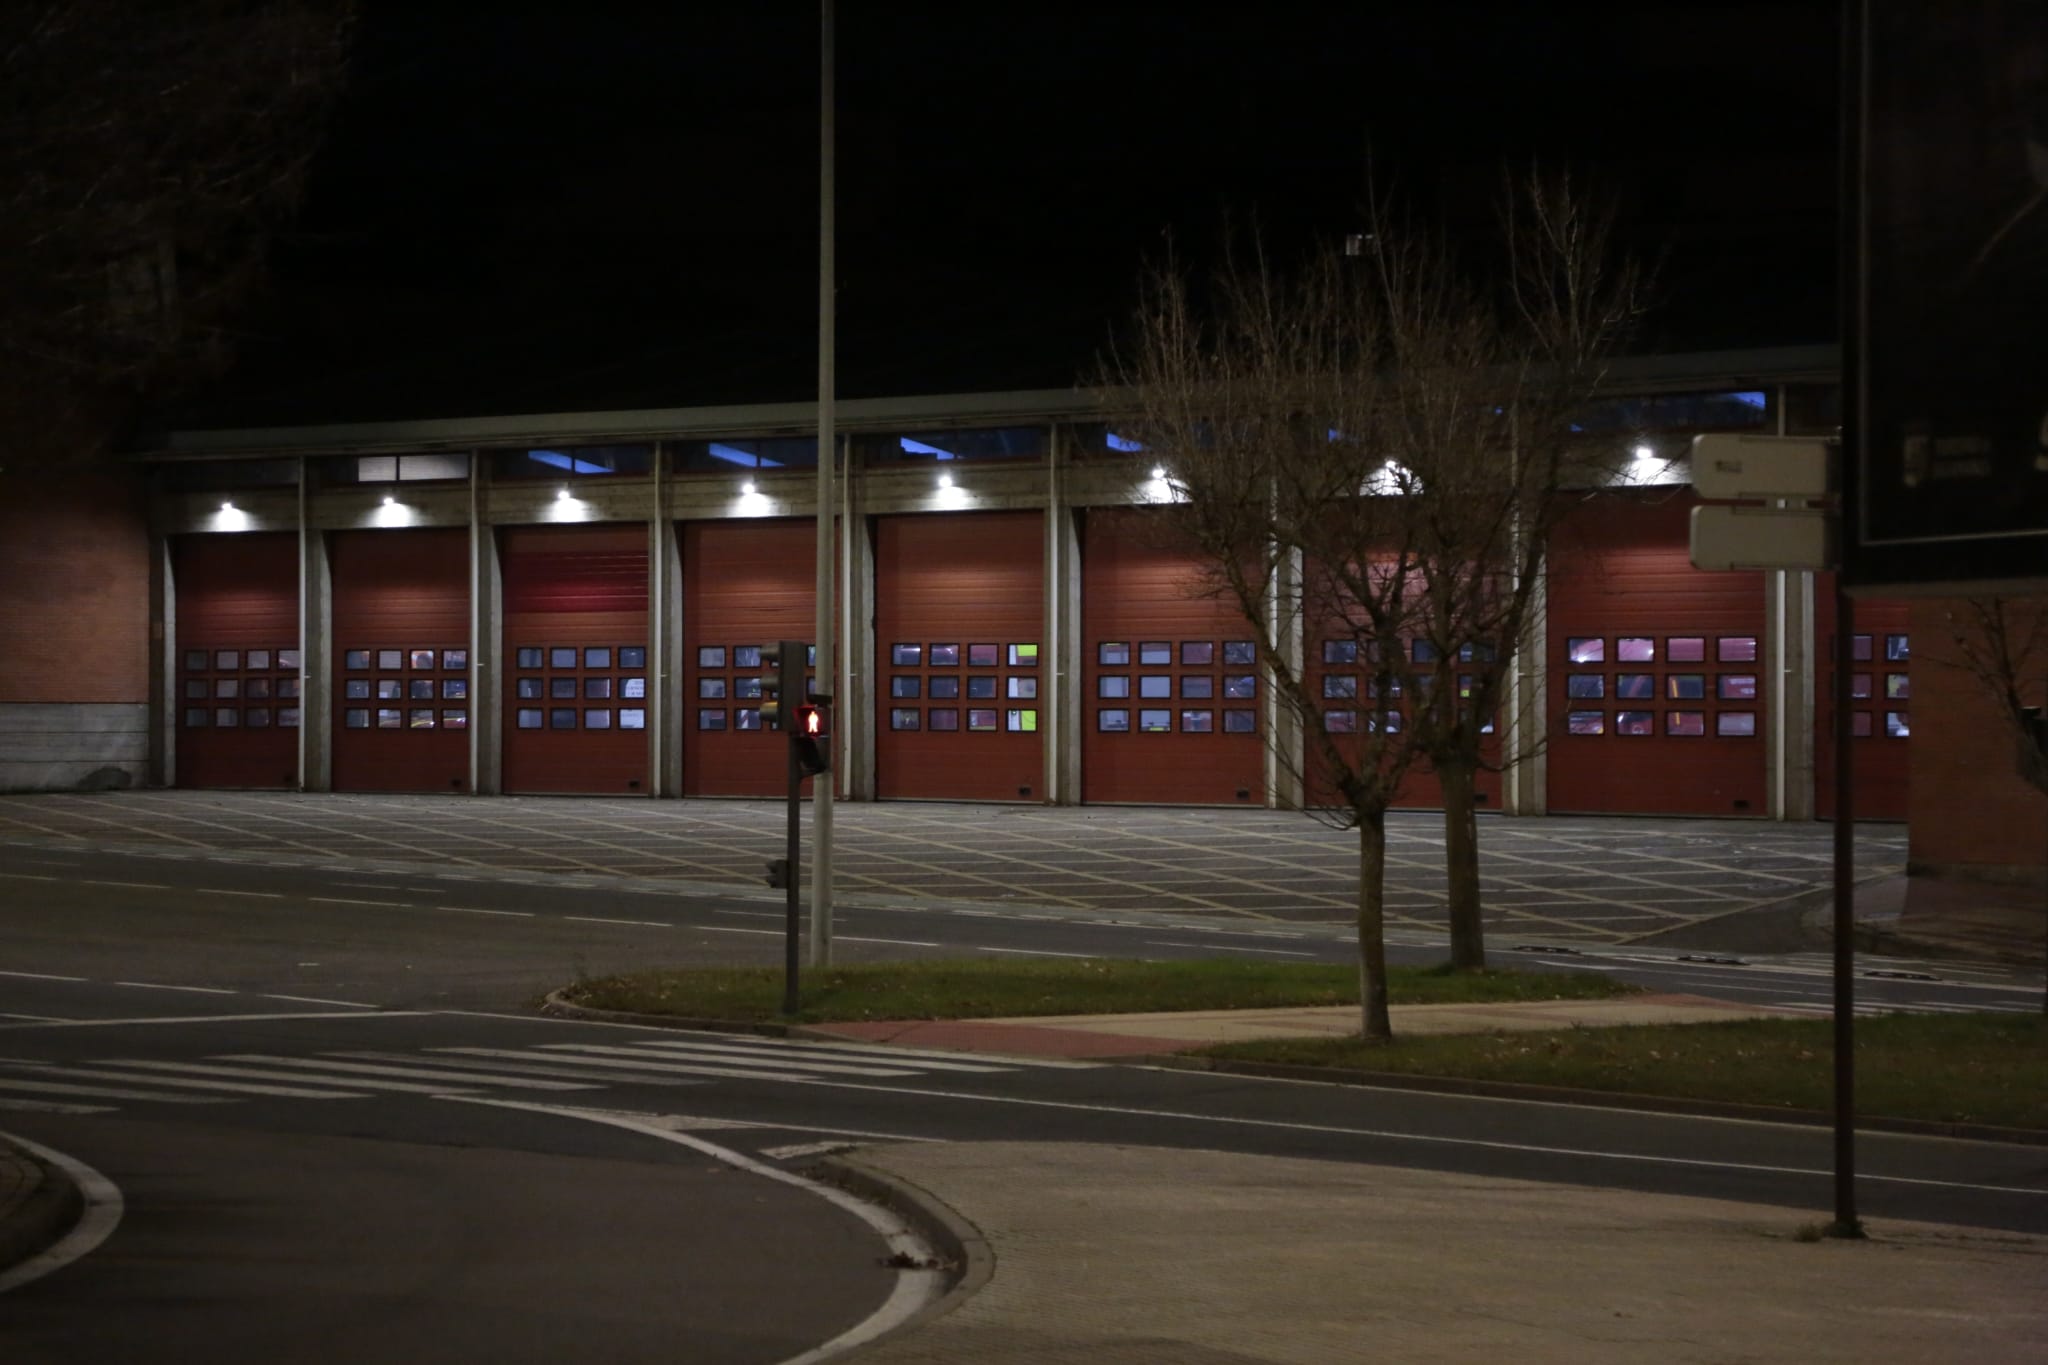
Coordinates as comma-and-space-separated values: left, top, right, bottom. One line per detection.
0, 1032, 1086, 1115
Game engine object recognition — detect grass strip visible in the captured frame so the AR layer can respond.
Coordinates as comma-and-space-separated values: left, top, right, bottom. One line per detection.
560, 957, 1631, 1024
1198, 1013, 2048, 1130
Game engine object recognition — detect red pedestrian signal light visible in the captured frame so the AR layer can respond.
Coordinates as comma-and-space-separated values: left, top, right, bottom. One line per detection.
797, 704, 827, 739
792, 702, 831, 776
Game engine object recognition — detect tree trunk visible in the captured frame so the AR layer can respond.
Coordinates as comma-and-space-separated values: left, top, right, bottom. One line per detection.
1357, 811, 1393, 1041
1438, 759, 1486, 970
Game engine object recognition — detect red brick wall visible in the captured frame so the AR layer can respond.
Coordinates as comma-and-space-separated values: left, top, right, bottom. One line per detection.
1908, 597, 2048, 875
0, 467, 151, 703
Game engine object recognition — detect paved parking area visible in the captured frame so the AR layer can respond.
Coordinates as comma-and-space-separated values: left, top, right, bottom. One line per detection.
0, 792, 1906, 945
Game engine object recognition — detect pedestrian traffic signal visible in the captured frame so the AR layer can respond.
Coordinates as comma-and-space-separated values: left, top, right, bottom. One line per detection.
793, 702, 830, 775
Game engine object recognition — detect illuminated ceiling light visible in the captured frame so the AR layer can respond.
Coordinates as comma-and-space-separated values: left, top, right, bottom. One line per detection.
1632, 444, 1654, 461
937, 472, 953, 489
382, 494, 396, 506
741, 480, 756, 495
220, 500, 235, 512
1150, 465, 1167, 480
556, 486, 571, 501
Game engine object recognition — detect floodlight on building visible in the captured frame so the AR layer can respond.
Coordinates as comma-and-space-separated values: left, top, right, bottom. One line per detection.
938, 472, 953, 489
1151, 465, 1166, 480
382, 494, 396, 506
741, 479, 756, 495
556, 486, 571, 501
220, 500, 235, 512
1633, 444, 1655, 461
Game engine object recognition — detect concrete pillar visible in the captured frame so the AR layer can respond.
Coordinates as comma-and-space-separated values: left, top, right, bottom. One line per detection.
1768, 566, 1817, 820
1502, 557, 1549, 816
300, 527, 333, 792
151, 534, 174, 788
1045, 426, 1083, 805
1269, 545, 1306, 811
843, 471, 877, 801
470, 463, 503, 796
653, 467, 683, 799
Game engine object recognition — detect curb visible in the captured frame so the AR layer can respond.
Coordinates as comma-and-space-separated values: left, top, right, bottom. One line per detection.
0, 1141, 84, 1279
1141, 1053, 2048, 1146
540, 990, 915, 1049
807, 1152, 995, 1357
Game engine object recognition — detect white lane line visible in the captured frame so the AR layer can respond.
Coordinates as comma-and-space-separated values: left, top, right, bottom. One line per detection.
975, 946, 1097, 958
437, 906, 533, 918
787, 1076, 2048, 1201
713, 908, 781, 918
308, 896, 405, 907
343, 1050, 713, 1087
112, 982, 235, 996
436, 1098, 945, 1365
1, 1014, 71, 1022
198, 888, 283, 898
835, 935, 942, 947
38, 1063, 368, 1100
0, 970, 86, 983
433, 1047, 899, 1084
224, 1055, 599, 1091
629, 1039, 1009, 1074
0, 1075, 231, 1104
2, 1010, 425, 1030
258, 994, 379, 1008
565, 916, 672, 928
0, 1131, 125, 1296
1145, 940, 1316, 957
0, 1098, 111, 1114
117, 1058, 476, 1096
536, 1043, 921, 1079
0, 872, 59, 882
698, 925, 783, 936
79, 880, 170, 891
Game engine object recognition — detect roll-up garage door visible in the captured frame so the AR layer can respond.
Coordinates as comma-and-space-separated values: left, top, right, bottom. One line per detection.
501, 524, 650, 795
172, 533, 300, 789
1302, 622, 1504, 813
1816, 582, 1910, 821
1547, 492, 1768, 815
1080, 508, 1263, 805
330, 528, 470, 793
680, 518, 818, 798
875, 511, 1043, 801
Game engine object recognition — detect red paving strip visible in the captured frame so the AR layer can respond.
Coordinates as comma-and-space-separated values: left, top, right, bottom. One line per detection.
809, 1019, 1173, 1059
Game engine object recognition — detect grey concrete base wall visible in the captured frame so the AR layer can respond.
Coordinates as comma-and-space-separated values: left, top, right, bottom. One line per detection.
0, 703, 149, 792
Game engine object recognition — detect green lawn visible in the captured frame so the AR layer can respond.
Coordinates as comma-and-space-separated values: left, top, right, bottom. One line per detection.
558, 957, 1632, 1025
1198, 1013, 2048, 1130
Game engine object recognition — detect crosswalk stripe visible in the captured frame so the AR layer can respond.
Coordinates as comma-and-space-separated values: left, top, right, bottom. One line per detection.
0, 1097, 113, 1114
624, 1038, 1008, 1073
42, 1063, 369, 1100
435, 1047, 888, 1083
0, 1074, 232, 1104
709, 1035, 1101, 1070
220, 1055, 602, 1091
108, 1058, 478, 1095
337, 1050, 714, 1088
535, 1043, 921, 1078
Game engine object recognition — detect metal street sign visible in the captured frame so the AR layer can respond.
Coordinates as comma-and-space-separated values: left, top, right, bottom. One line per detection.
1689, 505, 1833, 572
1689, 434, 1831, 501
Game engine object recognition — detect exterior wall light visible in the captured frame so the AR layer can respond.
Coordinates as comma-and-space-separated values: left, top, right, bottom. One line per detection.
938, 472, 954, 489
220, 500, 235, 512
1633, 444, 1654, 461
1151, 465, 1167, 480
741, 479, 756, 495
556, 486, 571, 501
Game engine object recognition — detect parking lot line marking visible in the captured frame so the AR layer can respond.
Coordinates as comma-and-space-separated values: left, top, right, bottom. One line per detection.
308, 896, 405, 907
566, 916, 671, 928
112, 982, 234, 995
199, 888, 283, 898
437, 906, 533, 917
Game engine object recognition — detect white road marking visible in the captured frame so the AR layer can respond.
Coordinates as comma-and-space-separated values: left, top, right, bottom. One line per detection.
1145, 940, 1315, 957
565, 916, 672, 928
112, 982, 236, 996
198, 888, 283, 898
222, 1055, 599, 1091
0, 971, 86, 982
0, 872, 59, 881
760, 1141, 856, 1160
536, 1043, 922, 1079
0, 1131, 125, 1296
308, 896, 405, 907
835, 935, 942, 947
342, 1050, 713, 1087
786, 1076, 2048, 1200
629, 1038, 1010, 1073
698, 925, 783, 936
116, 1058, 481, 1096
436, 1098, 945, 1365
0, 1075, 231, 1104
39, 1063, 368, 1100
0, 1097, 110, 1114
437, 906, 533, 918
975, 946, 1097, 958
79, 880, 169, 891
2, 1010, 424, 1029
259, 994, 379, 1008
438, 1046, 906, 1083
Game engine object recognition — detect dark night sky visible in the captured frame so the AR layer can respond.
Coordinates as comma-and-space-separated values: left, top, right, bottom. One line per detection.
179, 2, 1843, 427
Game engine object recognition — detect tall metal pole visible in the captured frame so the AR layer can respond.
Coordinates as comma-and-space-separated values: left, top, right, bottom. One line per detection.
810, 0, 836, 968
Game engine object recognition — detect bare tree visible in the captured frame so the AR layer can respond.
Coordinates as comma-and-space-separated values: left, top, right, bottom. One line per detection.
1108, 174, 1642, 1033
0, 0, 356, 469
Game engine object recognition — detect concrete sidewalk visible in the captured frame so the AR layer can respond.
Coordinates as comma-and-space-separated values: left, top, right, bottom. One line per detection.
841, 1141, 2048, 1364
809, 992, 1792, 1059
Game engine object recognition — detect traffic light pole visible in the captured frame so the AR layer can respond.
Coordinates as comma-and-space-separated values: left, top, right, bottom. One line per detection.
782, 721, 802, 1016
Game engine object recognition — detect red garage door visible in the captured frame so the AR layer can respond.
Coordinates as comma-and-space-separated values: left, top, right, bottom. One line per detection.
1304, 627, 1504, 813
1547, 493, 1768, 815
875, 511, 1043, 801
501, 524, 650, 795
1080, 508, 1263, 805
172, 533, 300, 789
1816, 583, 1910, 821
331, 528, 470, 793
681, 518, 819, 798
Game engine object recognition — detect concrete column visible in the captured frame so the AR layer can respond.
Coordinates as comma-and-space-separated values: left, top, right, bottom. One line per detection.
470, 461, 503, 795
1045, 426, 1083, 805
151, 534, 174, 788
300, 527, 333, 791
653, 468, 683, 799
843, 477, 878, 801
1269, 545, 1306, 811
1502, 556, 1549, 816
1768, 566, 1817, 820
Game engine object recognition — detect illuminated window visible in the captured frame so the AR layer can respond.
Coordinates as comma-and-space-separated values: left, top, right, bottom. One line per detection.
378, 650, 403, 670
622, 677, 646, 699
1097, 708, 1130, 732
891, 676, 921, 699
1567, 674, 1603, 699
1006, 709, 1037, 732
1617, 637, 1655, 663
1182, 675, 1214, 699
550, 647, 577, 669
1616, 710, 1655, 736
1717, 675, 1757, 701
930, 643, 960, 666
346, 649, 373, 670
1667, 711, 1705, 736
1668, 637, 1706, 663
1138, 709, 1172, 732
1885, 634, 1910, 661
1139, 675, 1172, 699
890, 707, 921, 730
278, 707, 301, 728
1324, 674, 1358, 699
1223, 709, 1256, 734
516, 677, 543, 700
1667, 675, 1705, 700
891, 643, 922, 666
1223, 641, 1257, 666
1717, 636, 1758, 663
967, 676, 997, 699
377, 708, 402, 729
1181, 641, 1214, 666
1182, 710, 1214, 733
410, 649, 436, 670
697, 646, 726, 668
584, 709, 612, 730
1568, 710, 1605, 735
1100, 643, 1130, 667
551, 678, 577, 699
1616, 674, 1655, 700
967, 644, 999, 667
697, 677, 727, 700
698, 709, 727, 730
516, 708, 543, 729
442, 710, 467, 729
248, 649, 272, 670
1717, 711, 1758, 737
1566, 637, 1603, 664
1850, 673, 1872, 699
584, 677, 612, 699
409, 709, 436, 730
1325, 710, 1358, 733
966, 708, 998, 731
735, 646, 762, 669
1008, 644, 1038, 666
929, 708, 960, 731
1885, 711, 1910, 737
1008, 677, 1037, 699
736, 709, 762, 731
443, 649, 468, 671
216, 649, 241, 670
619, 647, 646, 669
1323, 640, 1358, 665
930, 676, 960, 699
735, 677, 762, 699
376, 680, 402, 701
515, 647, 543, 668
1224, 675, 1257, 699
619, 709, 645, 730
1885, 673, 1910, 699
